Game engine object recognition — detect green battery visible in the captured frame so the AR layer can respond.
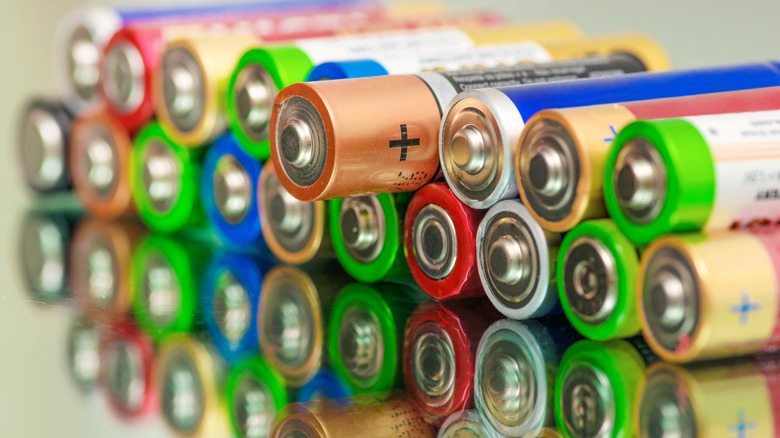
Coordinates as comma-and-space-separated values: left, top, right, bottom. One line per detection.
130, 233, 211, 342
555, 339, 656, 438
130, 122, 206, 233
557, 219, 641, 341
329, 193, 413, 284
604, 110, 780, 245
225, 355, 288, 438
328, 282, 425, 395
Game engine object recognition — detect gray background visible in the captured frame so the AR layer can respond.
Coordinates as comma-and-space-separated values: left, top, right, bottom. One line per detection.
0, 0, 778, 435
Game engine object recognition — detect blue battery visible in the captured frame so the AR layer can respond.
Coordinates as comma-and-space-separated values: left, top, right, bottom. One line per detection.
201, 252, 267, 364
306, 59, 391, 81
296, 369, 353, 404
201, 133, 265, 250
440, 60, 780, 209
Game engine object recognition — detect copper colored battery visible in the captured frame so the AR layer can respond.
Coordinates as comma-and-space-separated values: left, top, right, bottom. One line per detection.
273, 394, 435, 438
70, 219, 144, 325
69, 110, 136, 219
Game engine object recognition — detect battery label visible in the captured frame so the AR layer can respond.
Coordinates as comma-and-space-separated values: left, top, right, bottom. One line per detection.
435, 53, 647, 91
684, 110, 780, 230
377, 42, 552, 75
295, 28, 475, 65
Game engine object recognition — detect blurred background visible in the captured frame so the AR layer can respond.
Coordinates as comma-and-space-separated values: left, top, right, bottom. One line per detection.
1, 0, 779, 435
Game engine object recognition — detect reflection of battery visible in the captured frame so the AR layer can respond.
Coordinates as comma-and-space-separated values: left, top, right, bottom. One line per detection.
259, 264, 351, 387
476, 199, 562, 320
475, 317, 579, 437
404, 182, 486, 300
518, 86, 780, 233
330, 193, 412, 284
442, 62, 780, 210
18, 99, 74, 194
259, 161, 332, 265
201, 133, 265, 248
229, 24, 580, 159
605, 109, 780, 245
271, 53, 649, 202
69, 110, 135, 219
297, 368, 353, 403
636, 358, 780, 438
129, 122, 206, 233
66, 315, 101, 394
558, 220, 641, 340
637, 230, 780, 363
226, 356, 288, 438
555, 338, 656, 438
328, 283, 426, 394
130, 234, 211, 342
438, 409, 503, 438
403, 299, 502, 425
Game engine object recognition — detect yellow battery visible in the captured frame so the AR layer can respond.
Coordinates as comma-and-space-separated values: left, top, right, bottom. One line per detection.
638, 231, 779, 363
543, 33, 670, 72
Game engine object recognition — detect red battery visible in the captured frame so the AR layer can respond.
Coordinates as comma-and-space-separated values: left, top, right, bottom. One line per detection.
404, 182, 486, 300
403, 299, 502, 425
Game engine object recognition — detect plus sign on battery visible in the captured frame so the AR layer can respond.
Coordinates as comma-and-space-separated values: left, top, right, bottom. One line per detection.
389, 124, 420, 161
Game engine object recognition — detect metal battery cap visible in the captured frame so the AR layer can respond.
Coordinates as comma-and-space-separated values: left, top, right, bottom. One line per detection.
22, 106, 66, 190
21, 216, 66, 298
611, 137, 667, 225
412, 204, 458, 280
67, 318, 100, 391
637, 366, 696, 438
68, 26, 101, 101
142, 250, 181, 328
559, 364, 614, 438
276, 96, 327, 188
160, 46, 205, 133
105, 340, 145, 412
411, 321, 455, 408
160, 346, 205, 434
102, 42, 145, 113
339, 196, 385, 264
262, 168, 316, 256
337, 305, 383, 382
86, 238, 116, 308
81, 124, 118, 198
563, 236, 618, 326
141, 140, 182, 215
213, 154, 251, 225
213, 271, 250, 343
232, 372, 276, 438
233, 62, 278, 144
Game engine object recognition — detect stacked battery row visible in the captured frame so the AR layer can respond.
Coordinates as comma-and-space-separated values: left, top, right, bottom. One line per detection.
18, 0, 780, 436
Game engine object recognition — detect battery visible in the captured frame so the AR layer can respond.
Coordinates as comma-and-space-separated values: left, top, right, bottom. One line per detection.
259, 161, 332, 265
130, 233, 211, 342
18, 99, 74, 194
258, 264, 351, 387
156, 334, 230, 437
272, 393, 435, 438
637, 229, 780, 363
328, 282, 426, 394
66, 315, 101, 394
99, 320, 157, 418
403, 299, 503, 425
69, 110, 135, 219
437, 409, 503, 438
557, 219, 642, 341
404, 182, 486, 300
271, 53, 651, 201
70, 219, 144, 325
226, 356, 288, 438
330, 192, 413, 284
518, 87, 780, 233
202, 252, 268, 364
476, 199, 562, 320
129, 122, 206, 233
474, 317, 579, 437
201, 133, 265, 248
605, 109, 780, 245
229, 24, 581, 159
297, 369, 353, 403
442, 61, 780, 210
636, 358, 780, 438
555, 338, 657, 438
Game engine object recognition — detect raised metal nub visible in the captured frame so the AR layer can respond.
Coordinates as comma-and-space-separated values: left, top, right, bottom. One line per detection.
411, 322, 455, 408
142, 140, 182, 214
339, 196, 385, 264
612, 137, 667, 225
234, 63, 278, 143
637, 370, 696, 438
264, 286, 313, 369
412, 204, 458, 280
22, 107, 65, 190
86, 239, 116, 308
82, 125, 117, 197
451, 125, 489, 175
560, 364, 614, 438
105, 340, 145, 412
22, 216, 65, 298
519, 119, 577, 221
488, 235, 529, 286
67, 318, 100, 390
68, 26, 100, 101
233, 373, 275, 438
213, 271, 250, 343
213, 155, 251, 225
481, 336, 535, 429
161, 349, 205, 434
439, 410, 494, 438
642, 247, 699, 352
563, 237, 618, 326
142, 251, 181, 327
276, 96, 327, 188
338, 306, 383, 382
160, 47, 204, 133
102, 42, 145, 112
